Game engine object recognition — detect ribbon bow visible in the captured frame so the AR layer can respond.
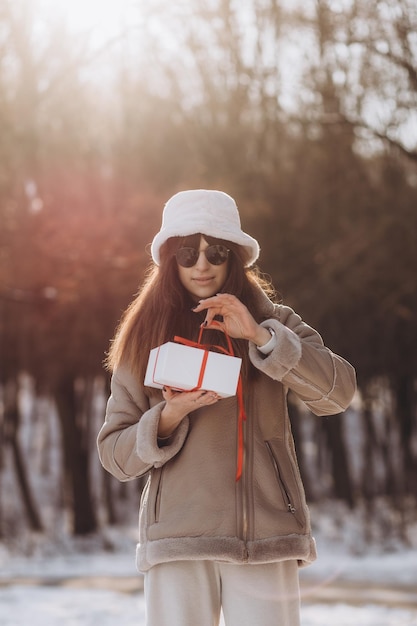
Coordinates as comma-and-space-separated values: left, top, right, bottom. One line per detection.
173, 322, 247, 481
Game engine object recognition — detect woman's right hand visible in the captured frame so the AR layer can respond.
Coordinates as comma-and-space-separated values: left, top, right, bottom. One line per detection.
158, 386, 220, 437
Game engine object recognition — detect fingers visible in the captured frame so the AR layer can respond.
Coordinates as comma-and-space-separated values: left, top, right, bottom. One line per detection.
203, 314, 221, 329
162, 385, 177, 400
192, 390, 221, 406
194, 294, 244, 328
193, 293, 256, 340
162, 386, 220, 408
193, 298, 222, 327
193, 293, 237, 314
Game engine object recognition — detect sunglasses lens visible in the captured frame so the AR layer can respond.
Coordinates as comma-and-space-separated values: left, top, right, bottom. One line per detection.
176, 244, 230, 267
205, 244, 229, 265
176, 247, 198, 267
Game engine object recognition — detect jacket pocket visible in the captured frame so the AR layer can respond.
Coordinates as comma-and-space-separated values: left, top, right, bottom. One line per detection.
265, 441, 304, 528
147, 467, 163, 525
139, 476, 150, 541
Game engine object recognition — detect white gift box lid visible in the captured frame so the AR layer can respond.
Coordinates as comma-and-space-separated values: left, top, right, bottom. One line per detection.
144, 341, 242, 398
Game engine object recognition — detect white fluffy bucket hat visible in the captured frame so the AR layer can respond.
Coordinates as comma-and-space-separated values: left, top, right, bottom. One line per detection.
151, 189, 260, 267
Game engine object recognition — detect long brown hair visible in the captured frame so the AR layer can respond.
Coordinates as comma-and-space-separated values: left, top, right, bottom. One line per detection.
105, 234, 277, 391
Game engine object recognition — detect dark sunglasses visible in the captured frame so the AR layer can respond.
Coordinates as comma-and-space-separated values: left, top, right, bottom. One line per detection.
175, 244, 230, 268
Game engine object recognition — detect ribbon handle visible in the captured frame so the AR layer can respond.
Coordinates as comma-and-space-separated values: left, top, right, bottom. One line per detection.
174, 322, 247, 482
174, 320, 233, 355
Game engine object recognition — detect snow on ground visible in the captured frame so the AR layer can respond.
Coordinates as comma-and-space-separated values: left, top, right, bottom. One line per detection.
0, 584, 416, 626
1, 528, 417, 626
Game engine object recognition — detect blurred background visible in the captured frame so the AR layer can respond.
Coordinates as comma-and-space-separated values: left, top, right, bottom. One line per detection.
0, 0, 416, 574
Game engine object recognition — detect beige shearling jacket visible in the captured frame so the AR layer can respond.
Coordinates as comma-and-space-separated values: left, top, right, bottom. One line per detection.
97, 293, 356, 572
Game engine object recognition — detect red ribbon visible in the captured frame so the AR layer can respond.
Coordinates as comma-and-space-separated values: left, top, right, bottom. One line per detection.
173, 322, 247, 481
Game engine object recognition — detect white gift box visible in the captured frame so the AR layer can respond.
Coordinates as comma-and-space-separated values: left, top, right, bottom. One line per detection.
144, 341, 242, 398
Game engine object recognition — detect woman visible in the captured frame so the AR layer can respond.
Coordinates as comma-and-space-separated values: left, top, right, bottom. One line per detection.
97, 189, 356, 626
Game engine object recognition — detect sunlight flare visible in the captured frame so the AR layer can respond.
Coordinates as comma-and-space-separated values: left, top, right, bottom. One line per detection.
40, 0, 140, 42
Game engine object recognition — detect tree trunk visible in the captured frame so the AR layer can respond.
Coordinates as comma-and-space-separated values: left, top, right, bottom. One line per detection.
4, 379, 43, 531
55, 376, 98, 535
323, 416, 355, 508
10, 434, 43, 531
394, 375, 417, 497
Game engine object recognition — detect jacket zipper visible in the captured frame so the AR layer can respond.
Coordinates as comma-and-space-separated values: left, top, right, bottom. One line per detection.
242, 418, 248, 540
265, 442, 301, 521
240, 412, 249, 561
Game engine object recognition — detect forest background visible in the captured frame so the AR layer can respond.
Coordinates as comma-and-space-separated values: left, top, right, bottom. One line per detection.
0, 0, 416, 556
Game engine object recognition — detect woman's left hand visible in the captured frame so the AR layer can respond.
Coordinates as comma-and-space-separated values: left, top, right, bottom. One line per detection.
193, 293, 271, 346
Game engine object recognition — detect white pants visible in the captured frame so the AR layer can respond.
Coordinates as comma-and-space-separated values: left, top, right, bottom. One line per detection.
144, 560, 301, 626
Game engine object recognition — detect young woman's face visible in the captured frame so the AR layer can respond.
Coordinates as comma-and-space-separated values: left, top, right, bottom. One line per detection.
176, 236, 229, 301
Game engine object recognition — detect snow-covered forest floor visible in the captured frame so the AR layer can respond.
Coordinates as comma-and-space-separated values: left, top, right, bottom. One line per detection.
1, 504, 417, 626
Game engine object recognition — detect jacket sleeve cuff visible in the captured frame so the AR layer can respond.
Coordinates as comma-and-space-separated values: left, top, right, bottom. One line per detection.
249, 319, 302, 380
136, 403, 189, 468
